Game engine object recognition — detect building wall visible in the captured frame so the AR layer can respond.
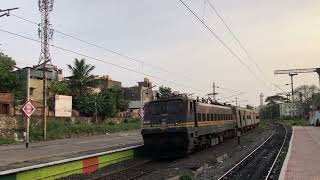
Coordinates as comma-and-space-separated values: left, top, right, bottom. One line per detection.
123, 78, 154, 109
0, 93, 14, 116
279, 103, 298, 117
29, 79, 44, 104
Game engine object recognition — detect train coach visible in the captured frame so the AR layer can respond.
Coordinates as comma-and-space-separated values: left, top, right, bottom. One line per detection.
141, 95, 260, 156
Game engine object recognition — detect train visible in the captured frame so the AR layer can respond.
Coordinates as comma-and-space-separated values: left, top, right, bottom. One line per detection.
141, 94, 260, 156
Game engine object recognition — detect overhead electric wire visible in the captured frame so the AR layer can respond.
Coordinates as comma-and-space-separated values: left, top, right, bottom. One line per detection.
206, 0, 264, 74
178, 0, 256, 78
178, 0, 286, 94
217, 92, 245, 100
10, 14, 194, 81
0, 28, 209, 95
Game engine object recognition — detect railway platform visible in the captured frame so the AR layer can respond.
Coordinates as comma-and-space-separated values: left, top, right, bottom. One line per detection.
0, 130, 142, 172
280, 126, 320, 180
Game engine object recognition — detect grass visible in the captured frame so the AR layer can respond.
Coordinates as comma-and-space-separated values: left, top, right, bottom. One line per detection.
32, 118, 141, 141
3, 118, 141, 143
0, 135, 16, 145
277, 118, 309, 127
178, 169, 194, 180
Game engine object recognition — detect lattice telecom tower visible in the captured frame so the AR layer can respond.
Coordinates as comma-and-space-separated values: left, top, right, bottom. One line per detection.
38, 0, 54, 140
38, 0, 54, 65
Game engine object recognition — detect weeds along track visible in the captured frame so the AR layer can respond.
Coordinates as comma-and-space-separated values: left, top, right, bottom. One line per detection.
218, 123, 287, 180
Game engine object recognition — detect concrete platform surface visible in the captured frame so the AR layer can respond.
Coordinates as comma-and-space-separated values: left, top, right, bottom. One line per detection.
280, 126, 320, 180
0, 130, 142, 171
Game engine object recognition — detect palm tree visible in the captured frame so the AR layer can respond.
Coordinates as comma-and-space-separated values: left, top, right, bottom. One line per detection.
67, 58, 96, 97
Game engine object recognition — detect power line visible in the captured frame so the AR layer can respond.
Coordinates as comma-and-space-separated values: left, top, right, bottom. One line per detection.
178, 0, 256, 78
10, 14, 195, 81
206, 0, 289, 95
0, 28, 209, 95
206, 0, 264, 74
10, 12, 282, 97
178, 0, 286, 94
217, 91, 245, 100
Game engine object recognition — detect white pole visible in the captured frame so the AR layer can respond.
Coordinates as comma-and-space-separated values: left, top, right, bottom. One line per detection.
140, 87, 143, 129
26, 68, 30, 148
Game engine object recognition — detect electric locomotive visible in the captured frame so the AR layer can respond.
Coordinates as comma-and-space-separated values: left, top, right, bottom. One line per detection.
141, 94, 259, 156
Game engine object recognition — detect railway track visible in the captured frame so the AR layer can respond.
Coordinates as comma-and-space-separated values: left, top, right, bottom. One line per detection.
93, 159, 154, 180
217, 123, 287, 180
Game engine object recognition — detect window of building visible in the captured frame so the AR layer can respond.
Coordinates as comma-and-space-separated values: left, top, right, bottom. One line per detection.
207, 114, 210, 121
30, 88, 35, 96
211, 114, 214, 121
190, 102, 193, 112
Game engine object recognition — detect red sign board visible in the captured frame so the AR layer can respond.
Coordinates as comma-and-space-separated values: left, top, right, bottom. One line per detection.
22, 101, 36, 117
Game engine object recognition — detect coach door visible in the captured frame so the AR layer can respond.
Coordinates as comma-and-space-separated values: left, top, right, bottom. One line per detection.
193, 100, 198, 127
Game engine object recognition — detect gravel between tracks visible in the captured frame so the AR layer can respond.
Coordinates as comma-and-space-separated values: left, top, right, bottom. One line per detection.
61, 121, 276, 180
138, 121, 274, 180
213, 123, 286, 180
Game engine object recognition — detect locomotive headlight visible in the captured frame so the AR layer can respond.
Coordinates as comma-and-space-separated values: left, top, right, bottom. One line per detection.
175, 122, 178, 126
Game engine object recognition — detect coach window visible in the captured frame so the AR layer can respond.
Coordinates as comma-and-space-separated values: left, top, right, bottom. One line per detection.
202, 114, 206, 121
197, 113, 201, 121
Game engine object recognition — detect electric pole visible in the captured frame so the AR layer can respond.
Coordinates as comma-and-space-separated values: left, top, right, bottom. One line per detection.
212, 82, 216, 101
38, 0, 54, 140
289, 73, 297, 117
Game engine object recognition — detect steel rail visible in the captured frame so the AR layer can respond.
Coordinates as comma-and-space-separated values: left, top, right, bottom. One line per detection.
217, 124, 277, 180
265, 124, 287, 180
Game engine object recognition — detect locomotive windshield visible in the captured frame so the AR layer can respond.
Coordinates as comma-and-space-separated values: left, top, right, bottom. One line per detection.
150, 100, 182, 116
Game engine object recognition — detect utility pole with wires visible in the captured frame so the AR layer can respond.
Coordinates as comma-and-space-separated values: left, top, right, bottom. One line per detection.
38, 0, 54, 140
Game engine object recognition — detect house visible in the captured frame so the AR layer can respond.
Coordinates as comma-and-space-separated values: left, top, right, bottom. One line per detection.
17, 64, 63, 115
123, 77, 154, 110
92, 75, 122, 93
279, 102, 299, 117
0, 92, 14, 116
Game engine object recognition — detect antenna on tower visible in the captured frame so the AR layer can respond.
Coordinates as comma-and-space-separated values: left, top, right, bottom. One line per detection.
38, 0, 54, 140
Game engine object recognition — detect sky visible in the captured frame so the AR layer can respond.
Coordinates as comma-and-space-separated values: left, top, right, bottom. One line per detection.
1, 0, 319, 106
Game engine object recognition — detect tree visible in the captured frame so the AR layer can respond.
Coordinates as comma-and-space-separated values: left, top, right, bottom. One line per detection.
67, 58, 96, 97
159, 86, 172, 97
265, 95, 288, 105
294, 85, 320, 115
74, 87, 129, 122
48, 80, 69, 95
0, 53, 19, 92
262, 95, 287, 119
